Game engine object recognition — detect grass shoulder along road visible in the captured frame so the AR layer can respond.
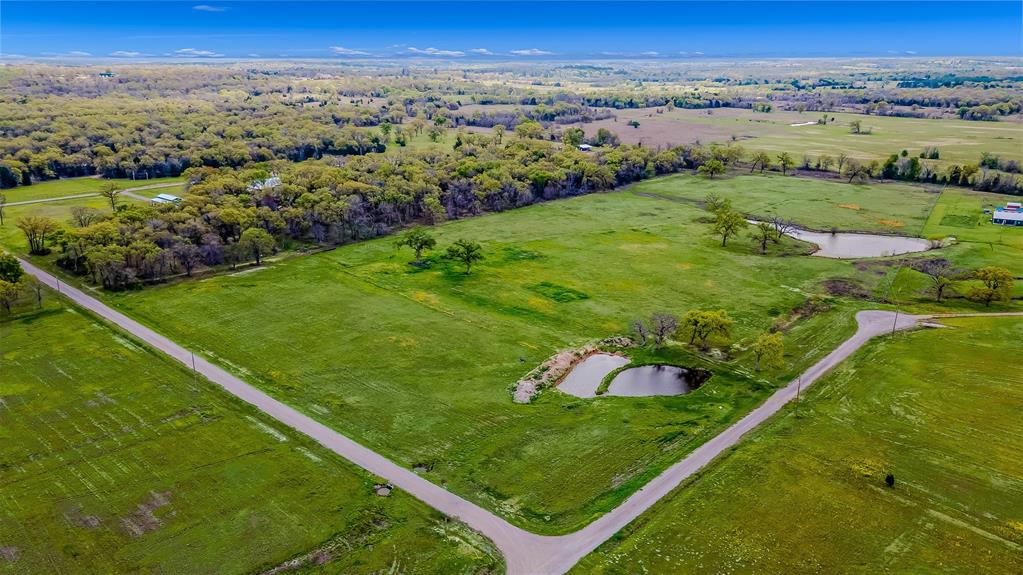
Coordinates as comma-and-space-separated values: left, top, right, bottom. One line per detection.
0, 296, 502, 574
571, 316, 1023, 574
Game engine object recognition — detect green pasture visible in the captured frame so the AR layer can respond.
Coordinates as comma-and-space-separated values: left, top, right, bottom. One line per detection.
0, 298, 500, 574
634, 173, 940, 234
572, 316, 1023, 574
98, 174, 960, 533
2, 177, 184, 204
0, 196, 137, 260
3, 172, 1016, 535
663, 107, 1023, 166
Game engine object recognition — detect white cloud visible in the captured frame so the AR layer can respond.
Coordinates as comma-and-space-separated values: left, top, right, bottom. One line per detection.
408, 47, 465, 57
110, 51, 146, 57
642, 51, 659, 56
174, 48, 223, 57
330, 46, 370, 56
68, 51, 92, 57
193, 5, 227, 12
905, 50, 918, 55
469, 48, 493, 55
510, 48, 553, 56
247, 53, 261, 58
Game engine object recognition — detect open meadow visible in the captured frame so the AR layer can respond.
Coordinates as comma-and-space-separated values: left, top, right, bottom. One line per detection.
1, 177, 184, 204
0, 296, 501, 574
581, 107, 1023, 167
1, 8, 1021, 574
72, 172, 1016, 534
570, 316, 1023, 574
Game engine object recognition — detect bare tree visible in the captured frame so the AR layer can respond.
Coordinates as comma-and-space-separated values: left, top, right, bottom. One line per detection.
915, 259, 960, 302
770, 216, 797, 243
99, 182, 121, 212
650, 312, 679, 347
631, 319, 650, 346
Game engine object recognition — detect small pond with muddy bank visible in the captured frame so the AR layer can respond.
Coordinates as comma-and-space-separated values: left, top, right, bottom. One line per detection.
607, 365, 710, 397
749, 220, 942, 259
558, 353, 710, 398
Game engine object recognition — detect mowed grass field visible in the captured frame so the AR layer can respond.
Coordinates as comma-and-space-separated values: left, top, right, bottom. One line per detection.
0, 196, 131, 259
581, 107, 1023, 167
571, 317, 1023, 574
2, 176, 184, 203
633, 173, 940, 234
888, 186, 1023, 307
92, 174, 969, 533
0, 298, 501, 574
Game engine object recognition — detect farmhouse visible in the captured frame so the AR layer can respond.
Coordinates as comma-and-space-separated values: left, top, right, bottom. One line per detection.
992, 209, 1023, 226
578, 144, 593, 152
151, 193, 181, 204
247, 175, 282, 191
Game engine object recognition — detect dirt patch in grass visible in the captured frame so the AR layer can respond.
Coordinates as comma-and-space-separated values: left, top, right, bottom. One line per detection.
0, 547, 19, 562
853, 256, 949, 276
513, 338, 633, 403
822, 278, 871, 299
121, 491, 172, 538
877, 219, 905, 228
64, 505, 102, 529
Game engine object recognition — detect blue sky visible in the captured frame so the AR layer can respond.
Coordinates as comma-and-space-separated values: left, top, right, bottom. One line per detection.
2, 1, 1021, 60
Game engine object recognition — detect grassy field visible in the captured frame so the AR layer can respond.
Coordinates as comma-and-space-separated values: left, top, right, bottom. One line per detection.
3, 173, 1015, 536
885, 186, 1023, 307
0, 297, 500, 574
571, 316, 1023, 574
0, 196, 136, 260
90, 173, 982, 534
581, 107, 1023, 167
2, 177, 184, 203
634, 173, 941, 234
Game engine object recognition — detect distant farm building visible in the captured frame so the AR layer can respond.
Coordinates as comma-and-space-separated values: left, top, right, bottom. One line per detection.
99, 71, 116, 78
247, 175, 282, 192
578, 144, 593, 152
151, 193, 181, 205
992, 202, 1023, 226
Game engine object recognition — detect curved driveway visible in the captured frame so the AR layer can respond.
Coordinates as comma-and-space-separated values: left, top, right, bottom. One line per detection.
15, 257, 1017, 574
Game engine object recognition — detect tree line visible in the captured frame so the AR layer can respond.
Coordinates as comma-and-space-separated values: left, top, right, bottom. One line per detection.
12, 129, 713, 290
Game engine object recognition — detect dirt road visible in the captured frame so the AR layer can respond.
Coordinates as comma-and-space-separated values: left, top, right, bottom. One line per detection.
14, 257, 1017, 574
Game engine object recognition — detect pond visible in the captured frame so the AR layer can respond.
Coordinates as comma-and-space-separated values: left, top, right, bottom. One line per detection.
750, 220, 936, 258
558, 354, 710, 398
558, 353, 630, 398
606, 365, 710, 397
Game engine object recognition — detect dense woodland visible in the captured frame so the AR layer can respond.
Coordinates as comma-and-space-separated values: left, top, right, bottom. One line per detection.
22, 133, 699, 289
2, 63, 1021, 290
3, 63, 1022, 187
